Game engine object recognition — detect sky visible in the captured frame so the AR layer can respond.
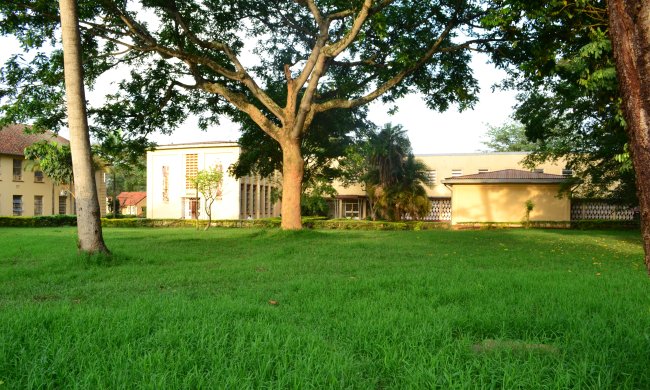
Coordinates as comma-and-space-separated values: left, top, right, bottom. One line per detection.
0, 34, 519, 155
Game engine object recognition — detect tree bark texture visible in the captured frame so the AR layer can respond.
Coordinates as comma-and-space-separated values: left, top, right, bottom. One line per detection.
608, 0, 650, 274
280, 138, 304, 230
59, 0, 109, 253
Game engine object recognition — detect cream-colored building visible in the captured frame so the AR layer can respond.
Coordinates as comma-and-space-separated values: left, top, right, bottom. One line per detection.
332, 152, 573, 224
146, 142, 279, 220
0, 124, 107, 217
442, 169, 570, 225
145, 145, 632, 225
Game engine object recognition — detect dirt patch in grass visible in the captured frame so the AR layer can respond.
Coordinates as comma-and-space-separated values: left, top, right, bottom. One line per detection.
32, 294, 61, 302
472, 339, 560, 355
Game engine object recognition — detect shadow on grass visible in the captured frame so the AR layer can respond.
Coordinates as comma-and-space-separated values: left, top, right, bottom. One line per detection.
80, 251, 133, 267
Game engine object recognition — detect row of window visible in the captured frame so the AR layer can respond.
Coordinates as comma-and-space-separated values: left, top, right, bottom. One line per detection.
0, 159, 44, 182
9, 195, 67, 216
425, 168, 574, 183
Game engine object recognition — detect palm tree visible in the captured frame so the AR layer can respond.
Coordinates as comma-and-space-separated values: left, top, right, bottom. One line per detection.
392, 155, 432, 221
366, 123, 411, 187
362, 124, 432, 221
59, 0, 108, 253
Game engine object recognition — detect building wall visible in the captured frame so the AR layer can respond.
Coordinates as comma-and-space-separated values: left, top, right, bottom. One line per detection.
0, 154, 73, 216
146, 143, 279, 220
449, 183, 571, 224
0, 154, 108, 217
120, 198, 146, 217
95, 172, 107, 218
334, 152, 567, 198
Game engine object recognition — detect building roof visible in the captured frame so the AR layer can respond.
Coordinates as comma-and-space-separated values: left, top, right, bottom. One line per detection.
152, 141, 239, 151
442, 169, 569, 184
415, 151, 531, 157
117, 192, 147, 206
0, 124, 69, 156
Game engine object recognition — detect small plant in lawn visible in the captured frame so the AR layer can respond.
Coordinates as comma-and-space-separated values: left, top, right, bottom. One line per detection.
525, 199, 535, 227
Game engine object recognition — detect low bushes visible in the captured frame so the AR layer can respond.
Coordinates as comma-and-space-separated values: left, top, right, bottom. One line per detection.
0, 215, 78, 227
570, 219, 641, 230
0, 215, 640, 231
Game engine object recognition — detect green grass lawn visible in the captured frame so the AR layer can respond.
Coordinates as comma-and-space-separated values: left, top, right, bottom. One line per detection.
0, 227, 649, 388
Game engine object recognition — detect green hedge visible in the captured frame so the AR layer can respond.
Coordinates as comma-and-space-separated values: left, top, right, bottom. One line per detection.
308, 219, 450, 231
96, 217, 449, 230
454, 221, 571, 230
0, 215, 78, 227
100, 218, 283, 229
454, 220, 640, 230
570, 219, 640, 230
0, 215, 640, 231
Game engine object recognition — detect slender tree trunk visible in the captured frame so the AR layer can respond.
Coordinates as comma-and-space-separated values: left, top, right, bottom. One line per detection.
112, 168, 117, 218
59, 0, 109, 254
280, 138, 304, 229
204, 199, 212, 231
608, 0, 650, 275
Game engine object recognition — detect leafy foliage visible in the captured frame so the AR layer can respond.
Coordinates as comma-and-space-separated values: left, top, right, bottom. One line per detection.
484, 0, 635, 205
482, 122, 537, 152
23, 140, 73, 188
231, 107, 367, 185
190, 166, 224, 230
93, 130, 152, 215
0, 0, 519, 227
344, 123, 431, 221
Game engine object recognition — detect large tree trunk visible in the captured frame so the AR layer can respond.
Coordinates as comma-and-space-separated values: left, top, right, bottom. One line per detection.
608, 0, 650, 275
280, 138, 304, 229
59, 0, 109, 254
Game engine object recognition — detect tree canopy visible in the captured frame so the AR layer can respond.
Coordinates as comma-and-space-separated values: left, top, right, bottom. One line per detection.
486, 0, 635, 204
482, 122, 537, 152
0, 0, 518, 229
343, 123, 431, 221
24, 141, 74, 189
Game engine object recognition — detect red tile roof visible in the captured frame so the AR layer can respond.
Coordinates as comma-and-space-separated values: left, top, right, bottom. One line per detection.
117, 192, 147, 206
0, 124, 69, 156
443, 169, 569, 184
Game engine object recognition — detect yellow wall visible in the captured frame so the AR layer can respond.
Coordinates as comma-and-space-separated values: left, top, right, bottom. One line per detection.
0, 154, 71, 216
0, 154, 106, 217
334, 152, 567, 197
449, 183, 570, 224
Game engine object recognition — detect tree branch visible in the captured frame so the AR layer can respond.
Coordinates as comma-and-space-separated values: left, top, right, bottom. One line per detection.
313, 18, 460, 112
199, 81, 281, 141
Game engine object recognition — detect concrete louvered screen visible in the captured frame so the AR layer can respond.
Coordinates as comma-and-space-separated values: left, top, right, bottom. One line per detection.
571, 201, 637, 221
403, 198, 451, 221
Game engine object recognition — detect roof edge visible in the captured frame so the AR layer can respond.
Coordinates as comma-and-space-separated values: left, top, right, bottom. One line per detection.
442, 178, 568, 185
152, 141, 239, 150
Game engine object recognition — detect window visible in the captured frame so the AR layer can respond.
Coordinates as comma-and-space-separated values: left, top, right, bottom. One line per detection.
34, 195, 43, 216
533, 168, 544, 173
562, 169, 573, 176
13, 195, 23, 216
13, 159, 22, 181
451, 169, 463, 177
343, 200, 360, 219
427, 170, 437, 184
34, 170, 44, 183
478, 168, 489, 173
185, 154, 198, 190
59, 196, 67, 215
162, 165, 170, 202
